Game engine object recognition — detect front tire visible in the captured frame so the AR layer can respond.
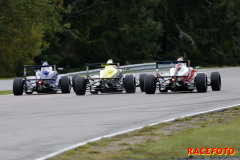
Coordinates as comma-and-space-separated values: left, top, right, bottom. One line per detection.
139, 73, 146, 92
211, 72, 221, 91
196, 73, 208, 93
61, 76, 71, 93
124, 74, 136, 93
72, 74, 79, 92
144, 74, 156, 94
13, 78, 23, 96
75, 76, 86, 95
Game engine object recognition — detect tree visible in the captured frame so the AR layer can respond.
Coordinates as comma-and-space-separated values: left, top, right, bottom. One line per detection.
41, 0, 163, 71
0, 0, 70, 77
153, 0, 240, 66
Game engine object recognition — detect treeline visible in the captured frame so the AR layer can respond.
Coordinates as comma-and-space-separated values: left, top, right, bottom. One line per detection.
0, 0, 239, 77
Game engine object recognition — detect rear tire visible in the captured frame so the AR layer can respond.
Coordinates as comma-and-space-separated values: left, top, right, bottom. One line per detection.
72, 74, 79, 92
139, 73, 146, 92
13, 78, 23, 96
144, 74, 156, 94
124, 75, 136, 93
75, 76, 86, 95
61, 76, 71, 93
211, 72, 221, 91
196, 73, 208, 93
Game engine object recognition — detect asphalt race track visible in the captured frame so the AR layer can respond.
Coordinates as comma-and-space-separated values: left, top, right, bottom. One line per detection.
0, 79, 13, 91
0, 67, 240, 160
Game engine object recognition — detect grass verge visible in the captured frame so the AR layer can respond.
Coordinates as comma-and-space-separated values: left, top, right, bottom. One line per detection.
0, 78, 14, 80
50, 107, 240, 160
0, 90, 13, 95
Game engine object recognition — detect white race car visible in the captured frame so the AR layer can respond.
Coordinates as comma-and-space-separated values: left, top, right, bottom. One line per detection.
142, 58, 221, 94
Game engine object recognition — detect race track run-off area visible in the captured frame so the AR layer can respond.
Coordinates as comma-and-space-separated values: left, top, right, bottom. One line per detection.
0, 67, 240, 160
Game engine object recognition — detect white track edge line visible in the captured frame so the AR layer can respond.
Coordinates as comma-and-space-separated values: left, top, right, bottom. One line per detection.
35, 104, 240, 160
0, 94, 13, 96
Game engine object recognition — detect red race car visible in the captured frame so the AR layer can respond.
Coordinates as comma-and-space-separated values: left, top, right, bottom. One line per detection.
142, 57, 221, 94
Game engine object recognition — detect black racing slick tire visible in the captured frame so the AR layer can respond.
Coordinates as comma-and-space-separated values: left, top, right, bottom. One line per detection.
196, 73, 208, 93
72, 74, 79, 92
13, 78, 23, 96
211, 72, 221, 91
139, 73, 146, 92
144, 74, 156, 94
124, 74, 136, 93
61, 76, 71, 93
75, 76, 86, 95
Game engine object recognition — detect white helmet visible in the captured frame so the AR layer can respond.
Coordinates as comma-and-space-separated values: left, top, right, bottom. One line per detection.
42, 61, 49, 66
177, 56, 183, 61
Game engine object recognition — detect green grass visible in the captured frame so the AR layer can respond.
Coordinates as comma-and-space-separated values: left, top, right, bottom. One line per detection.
118, 119, 240, 160
0, 78, 14, 80
50, 106, 240, 160
0, 90, 13, 95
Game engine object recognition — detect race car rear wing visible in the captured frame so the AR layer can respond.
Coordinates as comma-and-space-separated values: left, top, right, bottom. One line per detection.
24, 65, 56, 68
86, 63, 120, 67
24, 78, 57, 81
155, 60, 190, 69
86, 63, 120, 78
24, 65, 57, 81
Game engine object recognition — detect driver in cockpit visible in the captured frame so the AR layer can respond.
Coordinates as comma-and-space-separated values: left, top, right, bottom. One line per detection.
175, 56, 186, 72
100, 59, 120, 78
41, 61, 53, 75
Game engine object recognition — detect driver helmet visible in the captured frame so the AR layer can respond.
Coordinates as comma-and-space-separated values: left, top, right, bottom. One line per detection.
177, 56, 183, 61
177, 56, 185, 67
42, 61, 49, 66
107, 59, 113, 64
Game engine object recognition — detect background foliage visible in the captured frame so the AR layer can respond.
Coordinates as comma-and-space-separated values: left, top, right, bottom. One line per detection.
0, 0, 239, 77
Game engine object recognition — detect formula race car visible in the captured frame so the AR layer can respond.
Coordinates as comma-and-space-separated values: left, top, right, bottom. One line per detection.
13, 62, 71, 95
72, 60, 136, 95
143, 58, 221, 94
